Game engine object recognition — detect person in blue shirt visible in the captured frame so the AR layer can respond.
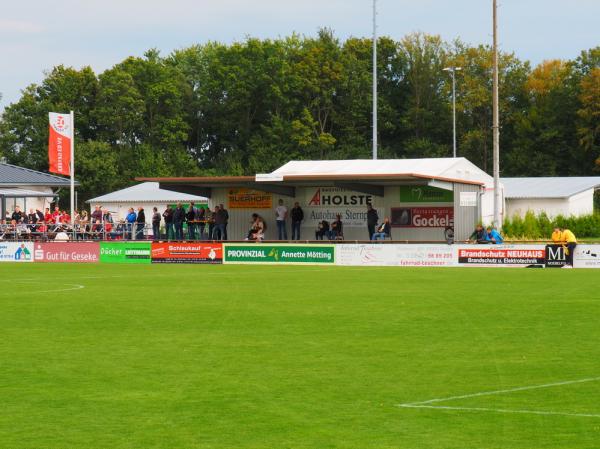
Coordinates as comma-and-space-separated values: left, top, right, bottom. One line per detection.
486, 226, 503, 244
126, 208, 137, 240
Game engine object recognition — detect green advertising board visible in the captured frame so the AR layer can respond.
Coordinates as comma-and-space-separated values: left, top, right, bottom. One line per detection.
100, 242, 152, 264
399, 186, 454, 203
224, 244, 335, 264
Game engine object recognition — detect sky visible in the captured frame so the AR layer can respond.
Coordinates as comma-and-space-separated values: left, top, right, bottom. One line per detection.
1, 0, 599, 110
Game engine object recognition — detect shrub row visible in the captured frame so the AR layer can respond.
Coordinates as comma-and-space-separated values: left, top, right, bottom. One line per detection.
502, 211, 600, 239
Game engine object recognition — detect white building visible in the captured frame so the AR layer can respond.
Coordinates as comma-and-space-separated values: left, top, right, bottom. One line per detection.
0, 161, 74, 219
502, 177, 600, 218
86, 182, 208, 225
141, 158, 504, 241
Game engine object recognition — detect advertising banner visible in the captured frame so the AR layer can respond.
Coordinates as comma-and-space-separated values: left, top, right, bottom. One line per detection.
455, 244, 546, 267
336, 244, 454, 267
99, 242, 151, 264
151, 242, 223, 264
574, 245, 600, 269
0, 242, 34, 262
48, 112, 72, 176
545, 244, 567, 268
391, 207, 454, 228
459, 192, 477, 207
228, 189, 272, 209
399, 186, 453, 203
224, 244, 335, 264
33, 242, 99, 263
303, 187, 382, 228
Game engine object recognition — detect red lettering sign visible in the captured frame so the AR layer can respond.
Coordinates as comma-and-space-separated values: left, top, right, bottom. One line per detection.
391, 207, 454, 228
33, 242, 100, 263
151, 242, 223, 264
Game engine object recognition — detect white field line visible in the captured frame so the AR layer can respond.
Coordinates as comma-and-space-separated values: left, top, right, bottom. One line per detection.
397, 377, 600, 419
35, 284, 85, 293
398, 404, 600, 419
0, 280, 85, 294
0, 267, 340, 282
402, 376, 600, 406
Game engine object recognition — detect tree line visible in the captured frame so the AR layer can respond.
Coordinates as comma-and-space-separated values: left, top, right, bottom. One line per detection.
0, 30, 598, 204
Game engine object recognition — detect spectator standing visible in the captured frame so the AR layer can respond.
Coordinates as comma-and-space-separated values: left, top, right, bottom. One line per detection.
136, 207, 146, 240
162, 206, 174, 240
214, 205, 227, 240
173, 203, 186, 240
103, 209, 114, 239
196, 206, 206, 239
52, 206, 61, 224
366, 204, 378, 241
126, 208, 137, 240
44, 208, 53, 224
152, 207, 161, 240
219, 204, 229, 240
290, 202, 304, 240
275, 199, 288, 240
186, 203, 197, 240
206, 207, 216, 241
91, 205, 103, 225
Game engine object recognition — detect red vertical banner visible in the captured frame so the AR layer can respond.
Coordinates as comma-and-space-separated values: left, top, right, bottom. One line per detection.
48, 112, 72, 176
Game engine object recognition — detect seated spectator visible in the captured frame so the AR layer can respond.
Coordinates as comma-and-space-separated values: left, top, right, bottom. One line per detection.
246, 213, 265, 241
468, 224, 489, 244
372, 217, 392, 240
35, 221, 48, 240
552, 226, 577, 268
315, 220, 329, 240
329, 214, 344, 240
91, 220, 104, 239
486, 226, 503, 244
11, 206, 24, 223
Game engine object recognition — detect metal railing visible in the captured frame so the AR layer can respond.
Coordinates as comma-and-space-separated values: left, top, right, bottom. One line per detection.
0, 222, 224, 242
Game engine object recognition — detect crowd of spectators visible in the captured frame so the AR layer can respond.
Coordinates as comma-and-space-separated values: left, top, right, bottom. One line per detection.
6, 201, 561, 245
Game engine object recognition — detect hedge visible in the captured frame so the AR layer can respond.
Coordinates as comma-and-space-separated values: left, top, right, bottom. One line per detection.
503, 211, 600, 239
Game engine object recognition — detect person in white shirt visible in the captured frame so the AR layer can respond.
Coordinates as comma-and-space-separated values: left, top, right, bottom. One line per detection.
275, 199, 288, 240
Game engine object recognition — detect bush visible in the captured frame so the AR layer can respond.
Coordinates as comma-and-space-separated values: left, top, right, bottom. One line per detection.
503, 211, 600, 239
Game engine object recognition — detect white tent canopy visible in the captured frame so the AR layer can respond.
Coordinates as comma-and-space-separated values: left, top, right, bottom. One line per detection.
87, 182, 208, 204
87, 182, 208, 227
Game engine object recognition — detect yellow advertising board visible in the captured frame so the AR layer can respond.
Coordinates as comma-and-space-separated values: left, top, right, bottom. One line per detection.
228, 189, 272, 209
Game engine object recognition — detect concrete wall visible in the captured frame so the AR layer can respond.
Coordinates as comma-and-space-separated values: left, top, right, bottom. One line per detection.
505, 189, 594, 218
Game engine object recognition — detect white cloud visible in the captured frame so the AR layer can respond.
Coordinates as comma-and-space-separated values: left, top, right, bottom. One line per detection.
0, 19, 44, 34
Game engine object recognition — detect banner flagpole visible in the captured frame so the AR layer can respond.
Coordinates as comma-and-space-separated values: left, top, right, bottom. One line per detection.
70, 110, 75, 225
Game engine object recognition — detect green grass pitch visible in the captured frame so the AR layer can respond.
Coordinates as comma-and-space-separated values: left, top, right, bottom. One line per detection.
1, 263, 599, 448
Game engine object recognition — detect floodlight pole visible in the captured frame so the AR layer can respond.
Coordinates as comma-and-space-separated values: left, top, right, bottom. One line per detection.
492, 0, 501, 228
443, 67, 461, 158
372, 0, 378, 160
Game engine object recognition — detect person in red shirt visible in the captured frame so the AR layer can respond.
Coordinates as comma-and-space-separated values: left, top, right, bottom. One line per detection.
52, 206, 61, 223
44, 208, 53, 223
